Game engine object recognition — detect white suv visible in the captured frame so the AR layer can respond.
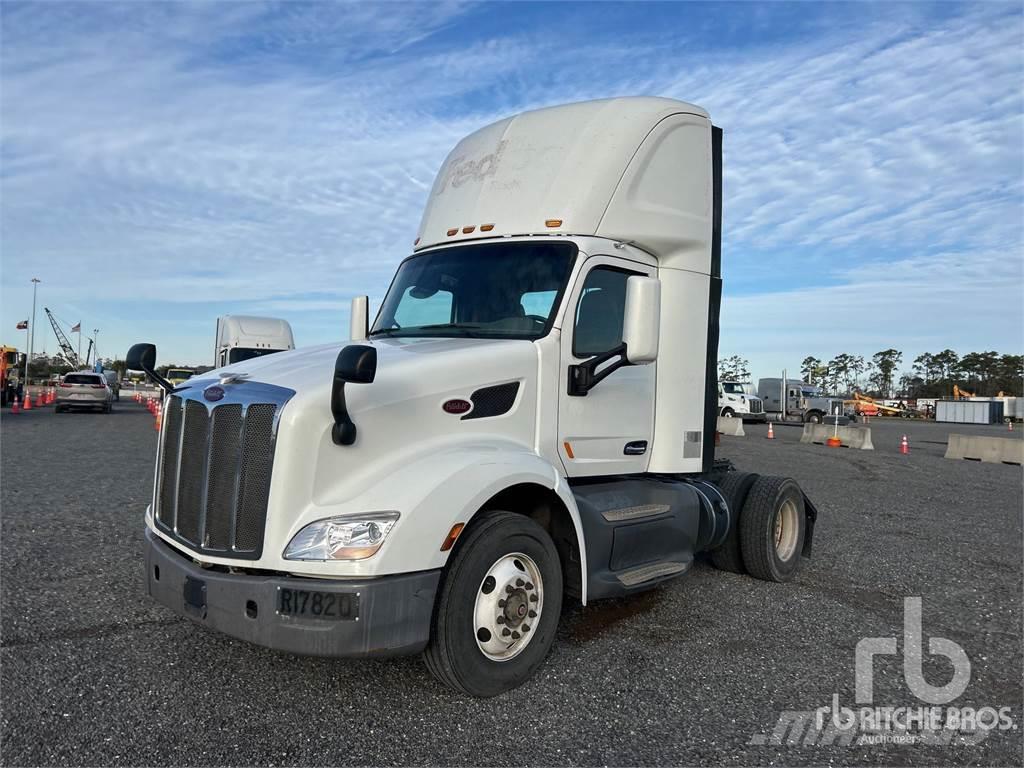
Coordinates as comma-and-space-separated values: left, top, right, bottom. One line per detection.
56, 372, 113, 413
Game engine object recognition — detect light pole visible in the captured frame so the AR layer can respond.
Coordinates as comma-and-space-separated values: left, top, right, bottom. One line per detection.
25, 278, 40, 386
94, 329, 99, 369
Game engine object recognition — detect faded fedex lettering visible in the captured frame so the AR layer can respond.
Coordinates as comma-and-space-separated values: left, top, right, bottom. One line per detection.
437, 140, 508, 193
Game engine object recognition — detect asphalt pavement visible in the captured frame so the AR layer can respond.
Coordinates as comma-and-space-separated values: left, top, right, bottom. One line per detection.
2, 402, 1021, 766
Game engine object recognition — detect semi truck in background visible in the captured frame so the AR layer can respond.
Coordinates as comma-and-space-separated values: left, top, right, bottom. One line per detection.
757, 377, 848, 424
129, 97, 817, 697
1, 346, 23, 407
214, 315, 295, 367
718, 380, 765, 421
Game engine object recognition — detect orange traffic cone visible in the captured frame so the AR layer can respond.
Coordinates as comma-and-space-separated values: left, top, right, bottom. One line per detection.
766, 421, 775, 439
22, 391, 31, 411
1009, 420, 1014, 432
900, 434, 909, 455
154, 402, 162, 431
11, 395, 20, 414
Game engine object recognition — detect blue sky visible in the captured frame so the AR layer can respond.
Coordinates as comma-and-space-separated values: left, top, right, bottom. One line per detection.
2, 0, 1021, 378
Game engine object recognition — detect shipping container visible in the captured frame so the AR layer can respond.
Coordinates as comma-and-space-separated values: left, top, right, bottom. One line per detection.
935, 399, 1005, 424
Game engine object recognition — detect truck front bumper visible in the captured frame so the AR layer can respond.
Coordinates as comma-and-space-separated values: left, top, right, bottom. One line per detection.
145, 529, 440, 658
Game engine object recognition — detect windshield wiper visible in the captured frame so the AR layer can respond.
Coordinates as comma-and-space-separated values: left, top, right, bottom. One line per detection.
415, 323, 483, 331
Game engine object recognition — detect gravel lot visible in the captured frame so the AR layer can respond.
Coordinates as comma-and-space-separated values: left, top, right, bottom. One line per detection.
2, 402, 1021, 766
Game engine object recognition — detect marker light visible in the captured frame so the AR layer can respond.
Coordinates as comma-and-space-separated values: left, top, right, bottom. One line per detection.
545, 219, 563, 228
283, 512, 400, 561
462, 226, 475, 234
440, 523, 465, 552
480, 224, 495, 232
446, 228, 458, 236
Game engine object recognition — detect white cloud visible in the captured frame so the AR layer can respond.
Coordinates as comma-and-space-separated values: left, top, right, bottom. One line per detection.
0, 2, 1020, 367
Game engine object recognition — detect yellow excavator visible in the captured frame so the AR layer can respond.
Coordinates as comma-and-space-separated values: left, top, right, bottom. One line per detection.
952, 384, 974, 400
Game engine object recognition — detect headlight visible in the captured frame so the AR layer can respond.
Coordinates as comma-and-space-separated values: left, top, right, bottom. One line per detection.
283, 512, 400, 561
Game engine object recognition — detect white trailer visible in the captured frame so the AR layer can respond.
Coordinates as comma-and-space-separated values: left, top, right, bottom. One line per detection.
214, 315, 294, 368
129, 97, 817, 697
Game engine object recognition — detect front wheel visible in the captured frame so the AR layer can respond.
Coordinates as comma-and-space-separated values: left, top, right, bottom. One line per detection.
806, 412, 823, 424
423, 511, 562, 697
721, 408, 734, 418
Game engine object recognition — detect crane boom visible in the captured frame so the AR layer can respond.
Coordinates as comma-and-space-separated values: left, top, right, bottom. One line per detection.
44, 308, 81, 369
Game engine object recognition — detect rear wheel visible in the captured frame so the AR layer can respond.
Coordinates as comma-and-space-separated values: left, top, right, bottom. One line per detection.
739, 476, 806, 582
423, 511, 562, 697
708, 471, 758, 574
806, 412, 823, 424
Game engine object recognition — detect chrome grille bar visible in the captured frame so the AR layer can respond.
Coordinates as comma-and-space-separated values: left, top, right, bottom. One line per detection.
153, 381, 293, 560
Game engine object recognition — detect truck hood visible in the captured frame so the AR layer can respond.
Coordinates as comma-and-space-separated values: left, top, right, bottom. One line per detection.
192, 336, 536, 395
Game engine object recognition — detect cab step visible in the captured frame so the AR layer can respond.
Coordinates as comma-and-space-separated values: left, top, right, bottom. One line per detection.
615, 560, 689, 587
601, 503, 670, 523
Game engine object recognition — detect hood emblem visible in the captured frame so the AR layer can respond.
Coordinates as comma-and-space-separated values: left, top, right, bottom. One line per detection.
204, 385, 225, 402
443, 398, 472, 415
218, 372, 250, 385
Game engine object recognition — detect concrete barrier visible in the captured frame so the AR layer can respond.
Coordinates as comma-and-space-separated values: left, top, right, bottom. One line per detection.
717, 416, 745, 436
944, 434, 1024, 465
800, 423, 874, 450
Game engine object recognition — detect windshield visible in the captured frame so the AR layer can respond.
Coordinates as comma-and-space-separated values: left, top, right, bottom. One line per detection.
228, 348, 285, 364
722, 383, 745, 394
370, 242, 577, 340
64, 374, 102, 385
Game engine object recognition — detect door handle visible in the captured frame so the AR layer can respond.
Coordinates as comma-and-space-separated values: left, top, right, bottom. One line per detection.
623, 440, 648, 456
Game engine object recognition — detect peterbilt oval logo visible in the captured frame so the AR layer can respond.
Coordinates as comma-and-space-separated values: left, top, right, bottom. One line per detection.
442, 398, 472, 415
204, 385, 225, 402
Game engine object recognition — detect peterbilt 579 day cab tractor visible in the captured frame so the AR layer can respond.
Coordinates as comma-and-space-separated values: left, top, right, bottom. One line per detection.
129, 97, 818, 697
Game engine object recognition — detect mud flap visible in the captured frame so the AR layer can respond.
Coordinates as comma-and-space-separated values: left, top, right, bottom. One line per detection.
802, 492, 818, 557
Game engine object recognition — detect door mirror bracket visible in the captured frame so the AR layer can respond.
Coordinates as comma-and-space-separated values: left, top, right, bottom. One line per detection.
567, 343, 629, 397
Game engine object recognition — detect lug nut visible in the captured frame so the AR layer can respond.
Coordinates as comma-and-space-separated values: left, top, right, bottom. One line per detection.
516, 578, 524, 587
496, 616, 505, 624
530, 593, 538, 602
522, 624, 530, 632
498, 599, 506, 608
505, 585, 514, 594
528, 610, 537, 618
502, 628, 511, 637
511, 631, 521, 640
525, 582, 534, 590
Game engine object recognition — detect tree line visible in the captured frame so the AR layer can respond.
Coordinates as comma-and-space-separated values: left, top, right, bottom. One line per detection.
719, 350, 1022, 399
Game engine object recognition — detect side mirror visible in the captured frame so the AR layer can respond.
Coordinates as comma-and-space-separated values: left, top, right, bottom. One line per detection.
350, 296, 369, 342
622, 276, 660, 364
126, 343, 173, 394
331, 344, 377, 445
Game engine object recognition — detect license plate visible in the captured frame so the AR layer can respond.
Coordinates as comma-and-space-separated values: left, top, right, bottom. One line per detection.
278, 588, 358, 621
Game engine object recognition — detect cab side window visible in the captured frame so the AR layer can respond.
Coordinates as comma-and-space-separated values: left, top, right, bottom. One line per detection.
573, 267, 630, 358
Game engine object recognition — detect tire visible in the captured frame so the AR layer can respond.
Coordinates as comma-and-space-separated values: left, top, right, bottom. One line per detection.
721, 408, 734, 418
423, 510, 562, 697
806, 412, 822, 424
739, 476, 806, 582
708, 471, 758, 574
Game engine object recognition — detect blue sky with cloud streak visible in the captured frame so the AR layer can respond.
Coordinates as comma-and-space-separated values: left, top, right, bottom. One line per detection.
1, 0, 1021, 376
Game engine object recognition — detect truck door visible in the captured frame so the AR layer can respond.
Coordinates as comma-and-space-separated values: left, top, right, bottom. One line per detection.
558, 256, 656, 476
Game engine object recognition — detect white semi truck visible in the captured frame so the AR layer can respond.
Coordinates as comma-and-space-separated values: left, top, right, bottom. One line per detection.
129, 97, 817, 697
214, 315, 295, 368
718, 380, 765, 421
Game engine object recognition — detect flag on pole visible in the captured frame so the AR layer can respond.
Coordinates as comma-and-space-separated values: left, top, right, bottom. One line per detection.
16, 320, 28, 330
71, 322, 81, 333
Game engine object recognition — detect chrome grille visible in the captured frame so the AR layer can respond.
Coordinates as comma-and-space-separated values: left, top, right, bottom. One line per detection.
749, 398, 764, 414
154, 381, 294, 560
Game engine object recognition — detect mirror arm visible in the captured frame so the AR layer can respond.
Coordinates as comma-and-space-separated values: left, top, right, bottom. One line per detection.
331, 377, 357, 445
567, 343, 629, 397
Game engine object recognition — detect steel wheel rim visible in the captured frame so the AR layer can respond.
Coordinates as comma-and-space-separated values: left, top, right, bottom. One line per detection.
774, 499, 799, 561
473, 552, 543, 661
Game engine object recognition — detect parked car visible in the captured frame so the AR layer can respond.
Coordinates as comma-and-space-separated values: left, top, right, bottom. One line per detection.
56, 372, 113, 413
